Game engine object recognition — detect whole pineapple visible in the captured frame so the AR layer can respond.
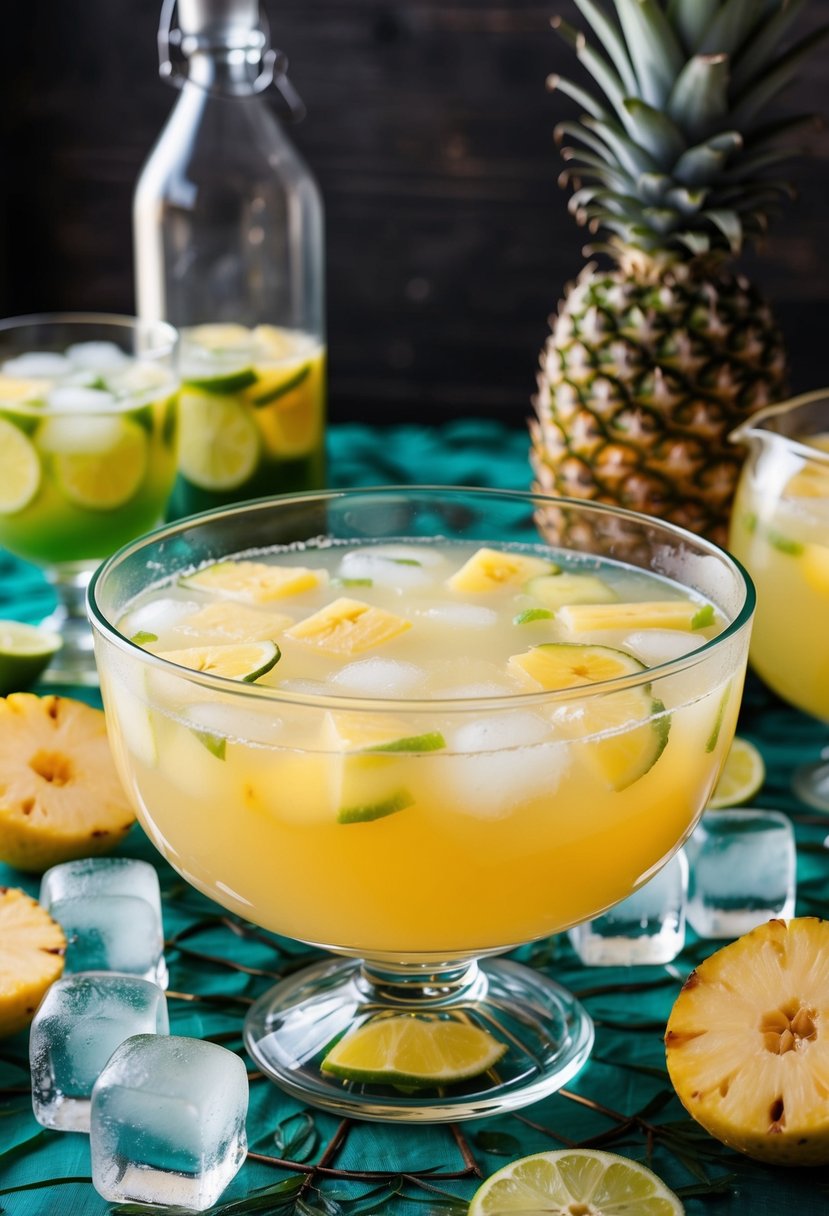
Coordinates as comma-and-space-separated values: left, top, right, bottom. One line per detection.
532, 0, 826, 546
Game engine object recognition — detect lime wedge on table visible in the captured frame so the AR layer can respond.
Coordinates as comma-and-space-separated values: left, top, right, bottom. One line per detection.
707, 736, 765, 808
0, 621, 62, 694
468, 1149, 684, 1215
177, 390, 260, 490
321, 1016, 506, 1087
40, 417, 148, 510
0, 419, 41, 513
156, 641, 280, 682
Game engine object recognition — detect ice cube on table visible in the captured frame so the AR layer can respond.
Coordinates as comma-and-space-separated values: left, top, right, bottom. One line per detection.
30, 974, 169, 1133
65, 340, 129, 371
569, 850, 688, 966
621, 629, 706, 667
329, 658, 425, 697
90, 1035, 248, 1211
686, 809, 796, 939
40, 858, 167, 987
2, 352, 73, 377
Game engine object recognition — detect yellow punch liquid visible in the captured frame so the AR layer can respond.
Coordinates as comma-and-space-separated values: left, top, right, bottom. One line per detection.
100, 539, 739, 961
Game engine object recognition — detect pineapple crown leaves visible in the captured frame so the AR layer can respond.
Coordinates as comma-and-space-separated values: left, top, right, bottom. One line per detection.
550, 0, 828, 260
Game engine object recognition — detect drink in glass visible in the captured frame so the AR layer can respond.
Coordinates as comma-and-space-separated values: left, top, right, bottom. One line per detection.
730, 391, 829, 806
167, 323, 325, 518
0, 314, 178, 683
88, 488, 754, 1120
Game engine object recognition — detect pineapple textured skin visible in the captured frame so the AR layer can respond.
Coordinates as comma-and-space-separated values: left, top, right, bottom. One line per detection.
533, 0, 826, 542
533, 262, 787, 546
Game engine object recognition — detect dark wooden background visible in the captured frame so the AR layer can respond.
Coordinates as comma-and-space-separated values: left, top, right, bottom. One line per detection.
2, 1, 828, 426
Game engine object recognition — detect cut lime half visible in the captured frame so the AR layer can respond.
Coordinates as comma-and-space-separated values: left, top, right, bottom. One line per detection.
155, 641, 280, 682
0, 419, 41, 513
0, 621, 62, 694
177, 391, 260, 490
321, 1016, 507, 1087
468, 1149, 684, 1216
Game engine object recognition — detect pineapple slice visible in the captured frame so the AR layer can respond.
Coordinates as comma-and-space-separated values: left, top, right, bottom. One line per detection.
0, 694, 135, 872
558, 599, 713, 633
179, 559, 325, 603
509, 643, 669, 790
525, 572, 617, 610
666, 918, 829, 1166
176, 601, 293, 644
448, 548, 556, 592
0, 887, 65, 1037
286, 598, 411, 657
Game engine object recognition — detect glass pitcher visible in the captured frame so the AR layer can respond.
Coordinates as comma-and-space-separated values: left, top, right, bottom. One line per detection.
729, 391, 829, 808
133, 0, 326, 518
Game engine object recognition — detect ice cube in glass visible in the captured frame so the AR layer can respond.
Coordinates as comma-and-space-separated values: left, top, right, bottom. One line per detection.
686, 809, 796, 939
569, 849, 688, 965
30, 974, 169, 1132
40, 857, 167, 986
90, 1035, 248, 1211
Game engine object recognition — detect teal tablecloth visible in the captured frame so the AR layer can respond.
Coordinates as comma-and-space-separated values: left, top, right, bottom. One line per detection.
1, 422, 828, 1215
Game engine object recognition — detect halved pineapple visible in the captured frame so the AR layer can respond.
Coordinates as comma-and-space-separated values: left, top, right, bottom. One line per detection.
666, 917, 829, 1165
0, 887, 65, 1036
286, 598, 411, 656
0, 694, 135, 872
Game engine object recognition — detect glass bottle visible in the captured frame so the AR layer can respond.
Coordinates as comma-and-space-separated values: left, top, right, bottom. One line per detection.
133, 0, 325, 518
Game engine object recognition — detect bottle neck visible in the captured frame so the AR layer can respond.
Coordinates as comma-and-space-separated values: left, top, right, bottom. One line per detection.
185, 48, 263, 95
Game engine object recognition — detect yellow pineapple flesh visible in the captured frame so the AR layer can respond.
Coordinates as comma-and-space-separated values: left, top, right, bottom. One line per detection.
448, 547, 556, 592
0, 887, 65, 1036
0, 694, 135, 872
181, 559, 325, 602
666, 917, 829, 1166
286, 598, 411, 656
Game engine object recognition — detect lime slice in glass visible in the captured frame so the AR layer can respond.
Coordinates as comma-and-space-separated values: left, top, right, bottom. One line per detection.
0, 621, 62, 694
155, 641, 280, 682
177, 391, 260, 490
183, 367, 258, 394
468, 1149, 684, 1215
321, 1016, 507, 1087
0, 419, 41, 513
46, 418, 148, 510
